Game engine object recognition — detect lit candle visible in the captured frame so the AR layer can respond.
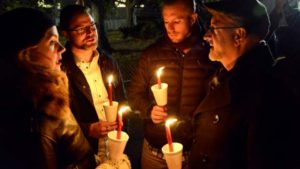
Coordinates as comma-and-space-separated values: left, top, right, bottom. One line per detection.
165, 118, 177, 152
108, 75, 113, 106
156, 67, 165, 89
117, 106, 130, 139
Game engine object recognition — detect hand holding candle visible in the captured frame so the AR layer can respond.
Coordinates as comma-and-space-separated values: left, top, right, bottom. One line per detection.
108, 75, 113, 106
117, 106, 130, 139
156, 67, 165, 89
165, 118, 178, 152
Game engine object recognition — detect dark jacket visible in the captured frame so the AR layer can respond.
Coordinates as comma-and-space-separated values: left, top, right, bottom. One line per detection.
127, 34, 217, 150
0, 60, 96, 169
32, 71, 96, 169
189, 41, 296, 169
61, 47, 126, 152
0, 61, 42, 169
37, 110, 96, 169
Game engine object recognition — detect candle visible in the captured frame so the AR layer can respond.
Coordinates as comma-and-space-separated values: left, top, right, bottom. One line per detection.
165, 118, 177, 152
117, 106, 130, 139
156, 67, 165, 89
108, 75, 113, 106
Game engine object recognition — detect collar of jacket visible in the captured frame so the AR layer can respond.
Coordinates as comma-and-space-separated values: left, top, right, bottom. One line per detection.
164, 25, 205, 52
194, 41, 274, 115
61, 44, 106, 105
231, 40, 274, 78
194, 74, 231, 114
62, 43, 109, 76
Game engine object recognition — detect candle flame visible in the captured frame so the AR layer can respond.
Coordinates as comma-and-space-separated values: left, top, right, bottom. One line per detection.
156, 66, 165, 78
165, 118, 177, 127
108, 75, 113, 85
118, 106, 131, 116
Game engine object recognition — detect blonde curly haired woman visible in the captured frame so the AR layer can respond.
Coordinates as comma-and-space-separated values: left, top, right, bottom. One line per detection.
0, 8, 96, 169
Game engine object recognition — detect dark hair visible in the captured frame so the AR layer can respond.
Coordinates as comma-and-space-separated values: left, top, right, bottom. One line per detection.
59, 4, 91, 30
162, 0, 196, 13
0, 7, 55, 61
204, 0, 270, 39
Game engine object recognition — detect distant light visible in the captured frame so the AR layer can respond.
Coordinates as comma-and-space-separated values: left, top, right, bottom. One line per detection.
140, 4, 145, 8
37, 0, 53, 8
115, 0, 126, 7
57, 3, 61, 10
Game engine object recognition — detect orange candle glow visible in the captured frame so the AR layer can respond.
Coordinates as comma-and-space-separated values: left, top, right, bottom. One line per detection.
156, 67, 165, 89
108, 75, 113, 106
117, 106, 130, 139
165, 118, 177, 152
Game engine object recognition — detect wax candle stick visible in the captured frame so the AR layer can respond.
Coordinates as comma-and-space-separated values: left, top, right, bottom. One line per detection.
165, 118, 177, 152
156, 67, 165, 89
117, 106, 130, 139
108, 75, 113, 106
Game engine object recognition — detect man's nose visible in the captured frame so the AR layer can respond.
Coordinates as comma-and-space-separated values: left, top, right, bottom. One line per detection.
166, 23, 175, 31
85, 25, 95, 34
86, 27, 92, 34
203, 30, 212, 41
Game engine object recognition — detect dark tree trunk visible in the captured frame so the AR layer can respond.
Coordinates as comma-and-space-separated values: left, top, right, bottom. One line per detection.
125, 0, 135, 27
94, 0, 114, 53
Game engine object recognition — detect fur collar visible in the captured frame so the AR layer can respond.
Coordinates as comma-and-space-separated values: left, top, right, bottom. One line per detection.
23, 67, 70, 119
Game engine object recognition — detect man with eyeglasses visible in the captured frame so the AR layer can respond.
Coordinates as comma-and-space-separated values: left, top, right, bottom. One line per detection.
189, 0, 299, 169
59, 4, 126, 164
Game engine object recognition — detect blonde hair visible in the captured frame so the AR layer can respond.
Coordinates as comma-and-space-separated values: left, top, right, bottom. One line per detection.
18, 49, 70, 119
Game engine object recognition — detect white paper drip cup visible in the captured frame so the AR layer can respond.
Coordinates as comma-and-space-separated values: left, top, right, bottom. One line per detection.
151, 83, 168, 106
107, 130, 129, 161
103, 101, 119, 122
161, 142, 183, 169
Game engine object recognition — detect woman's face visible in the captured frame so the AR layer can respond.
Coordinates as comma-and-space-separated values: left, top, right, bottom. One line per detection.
29, 26, 65, 70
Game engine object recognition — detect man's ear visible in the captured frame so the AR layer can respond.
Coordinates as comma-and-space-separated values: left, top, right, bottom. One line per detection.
234, 28, 247, 47
190, 12, 198, 25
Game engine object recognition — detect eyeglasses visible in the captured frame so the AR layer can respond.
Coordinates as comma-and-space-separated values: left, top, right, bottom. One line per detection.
207, 26, 242, 34
68, 23, 97, 35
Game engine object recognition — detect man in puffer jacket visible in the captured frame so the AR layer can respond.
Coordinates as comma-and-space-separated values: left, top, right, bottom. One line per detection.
127, 0, 218, 169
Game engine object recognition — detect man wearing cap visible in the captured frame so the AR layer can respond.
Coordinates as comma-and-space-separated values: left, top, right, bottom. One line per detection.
189, 0, 299, 168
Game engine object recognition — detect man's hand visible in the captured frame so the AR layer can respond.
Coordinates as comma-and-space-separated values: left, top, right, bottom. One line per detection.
89, 121, 118, 138
151, 105, 168, 124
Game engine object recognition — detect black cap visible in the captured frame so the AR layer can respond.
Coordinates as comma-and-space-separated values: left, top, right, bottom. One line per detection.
0, 7, 55, 61
203, 0, 270, 38
204, 0, 267, 20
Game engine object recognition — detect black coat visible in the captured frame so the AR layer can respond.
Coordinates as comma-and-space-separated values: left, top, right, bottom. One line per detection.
61, 47, 126, 152
189, 41, 276, 169
128, 34, 217, 150
0, 60, 42, 169
37, 107, 96, 169
0, 60, 96, 169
